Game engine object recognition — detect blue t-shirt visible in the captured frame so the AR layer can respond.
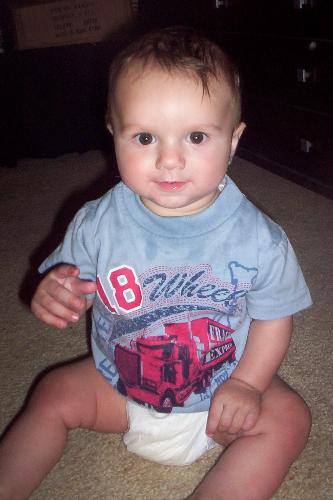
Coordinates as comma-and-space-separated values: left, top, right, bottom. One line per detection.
39, 176, 312, 413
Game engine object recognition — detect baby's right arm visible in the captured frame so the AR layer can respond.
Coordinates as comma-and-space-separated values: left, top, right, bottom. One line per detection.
31, 264, 97, 329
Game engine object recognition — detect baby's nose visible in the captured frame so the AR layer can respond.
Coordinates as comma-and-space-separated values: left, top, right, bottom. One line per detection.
156, 145, 185, 170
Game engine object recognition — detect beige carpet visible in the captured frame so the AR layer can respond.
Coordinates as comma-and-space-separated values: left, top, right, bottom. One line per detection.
0, 151, 332, 499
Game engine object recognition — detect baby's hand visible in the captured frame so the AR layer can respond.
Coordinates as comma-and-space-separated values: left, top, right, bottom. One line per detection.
31, 264, 96, 329
206, 377, 261, 438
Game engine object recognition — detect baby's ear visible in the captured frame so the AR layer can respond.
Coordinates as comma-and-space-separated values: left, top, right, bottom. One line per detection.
105, 111, 114, 135
231, 122, 246, 156
106, 121, 113, 135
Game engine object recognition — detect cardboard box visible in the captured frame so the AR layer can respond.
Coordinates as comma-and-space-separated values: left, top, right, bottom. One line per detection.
12, 0, 134, 50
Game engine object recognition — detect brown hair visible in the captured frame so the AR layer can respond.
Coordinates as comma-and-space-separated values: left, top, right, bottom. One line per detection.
107, 26, 241, 125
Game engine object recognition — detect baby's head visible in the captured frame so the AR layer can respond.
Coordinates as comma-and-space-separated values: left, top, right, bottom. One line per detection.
106, 26, 242, 128
106, 26, 245, 217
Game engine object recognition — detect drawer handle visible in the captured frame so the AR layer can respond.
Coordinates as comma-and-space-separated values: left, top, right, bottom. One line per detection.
300, 138, 313, 153
294, 0, 315, 8
297, 68, 318, 83
215, 0, 229, 8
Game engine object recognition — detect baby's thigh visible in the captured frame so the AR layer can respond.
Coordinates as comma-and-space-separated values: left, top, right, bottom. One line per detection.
29, 357, 128, 433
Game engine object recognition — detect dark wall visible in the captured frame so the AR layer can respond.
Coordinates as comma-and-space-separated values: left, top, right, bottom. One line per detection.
1, 1, 332, 198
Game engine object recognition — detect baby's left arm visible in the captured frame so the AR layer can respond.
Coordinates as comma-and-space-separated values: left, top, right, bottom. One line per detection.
206, 316, 293, 437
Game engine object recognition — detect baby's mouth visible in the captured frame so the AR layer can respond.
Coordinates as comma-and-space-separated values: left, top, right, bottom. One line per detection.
156, 181, 187, 191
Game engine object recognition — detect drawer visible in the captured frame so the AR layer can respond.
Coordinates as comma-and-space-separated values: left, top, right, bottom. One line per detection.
138, 1, 333, 39
255, 38, 332, 114
241, 99, 333, 192
210, 0, 333, 39
214, 33, 333, 115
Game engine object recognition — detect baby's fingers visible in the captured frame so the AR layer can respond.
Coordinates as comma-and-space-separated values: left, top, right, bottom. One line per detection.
226, 407, 261, 434
206, 399, 224, 437
31, 300, 73, 329
44, 279, 85, 315
242, 407, 261, 431
224, 408, 247, 434
51, 264, 80, 281
70, 278, 97, 296
32, 282, 85, 327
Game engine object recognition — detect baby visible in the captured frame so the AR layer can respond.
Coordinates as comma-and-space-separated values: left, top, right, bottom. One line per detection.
0, 26, 312, 499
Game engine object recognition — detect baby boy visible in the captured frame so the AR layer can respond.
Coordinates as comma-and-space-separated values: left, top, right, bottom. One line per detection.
0, 26, 312, 499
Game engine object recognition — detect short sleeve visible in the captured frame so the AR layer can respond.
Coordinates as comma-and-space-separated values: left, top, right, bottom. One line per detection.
38, 204, 98, 283
246, 231, 312, 320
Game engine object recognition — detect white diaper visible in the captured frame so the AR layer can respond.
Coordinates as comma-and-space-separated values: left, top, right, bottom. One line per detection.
123, 401, 219, 466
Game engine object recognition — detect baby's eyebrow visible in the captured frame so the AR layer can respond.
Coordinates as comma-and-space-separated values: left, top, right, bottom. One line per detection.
120, 123, 151, 133
190, 123, 223, 133
202, 124, 222, 130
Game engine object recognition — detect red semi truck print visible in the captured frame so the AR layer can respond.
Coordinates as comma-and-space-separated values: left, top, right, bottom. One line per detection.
115, 317, 236, 412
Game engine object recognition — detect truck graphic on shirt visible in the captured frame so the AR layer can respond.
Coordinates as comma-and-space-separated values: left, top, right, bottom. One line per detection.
115, 317, 236, 412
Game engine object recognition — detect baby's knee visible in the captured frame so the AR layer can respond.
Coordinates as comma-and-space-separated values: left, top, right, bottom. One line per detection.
284, 395, 311, 448
266, 387, 312, 453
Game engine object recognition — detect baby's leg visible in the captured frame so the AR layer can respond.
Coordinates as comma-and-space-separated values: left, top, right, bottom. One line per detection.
190, 376, 311, 500
0, 357, 127, 500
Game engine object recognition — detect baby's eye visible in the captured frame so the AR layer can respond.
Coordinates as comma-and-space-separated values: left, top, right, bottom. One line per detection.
135, 132, 155, 145
188, 132, 207, 144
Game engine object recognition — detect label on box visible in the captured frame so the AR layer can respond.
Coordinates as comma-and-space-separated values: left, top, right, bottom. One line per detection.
13, 0, 133, 50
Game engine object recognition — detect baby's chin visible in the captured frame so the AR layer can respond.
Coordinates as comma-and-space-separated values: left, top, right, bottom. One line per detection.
140, 192, 220, 217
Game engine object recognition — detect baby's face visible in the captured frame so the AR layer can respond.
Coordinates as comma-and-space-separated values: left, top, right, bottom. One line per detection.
109, 65, 245, 216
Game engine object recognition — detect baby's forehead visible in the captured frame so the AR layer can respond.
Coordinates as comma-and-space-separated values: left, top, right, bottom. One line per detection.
108, 58, 240, 127
115, 60, 228, 97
